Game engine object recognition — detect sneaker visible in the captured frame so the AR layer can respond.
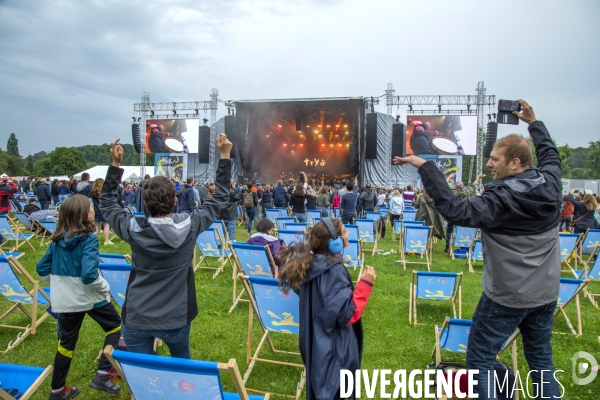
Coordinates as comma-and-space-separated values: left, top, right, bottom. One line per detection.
49, 386, 79, 399
104, 241, 115, 245
89, 372, 121, 394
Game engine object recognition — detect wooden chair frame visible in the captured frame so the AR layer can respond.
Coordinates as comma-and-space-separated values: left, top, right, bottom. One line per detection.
466, 239, 483, 273
230, 244, 278, 313
397, 225, 432, 271
355, 218, 378, 255
448, 226, 477, 259
0, 216, 35, 252
0, 364, 52, 400
410, 271, 462, 326
555, 278, 589, 336
194, 228, 234, 278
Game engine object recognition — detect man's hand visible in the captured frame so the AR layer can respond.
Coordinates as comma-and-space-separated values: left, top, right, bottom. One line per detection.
362, 266, 376, 282
446, 172, 456, 182
111, 139, 124, 167
393, 155, 427, 169
513, 99, 536, 124
217, 133, 233, 159
475, 173, 486, 183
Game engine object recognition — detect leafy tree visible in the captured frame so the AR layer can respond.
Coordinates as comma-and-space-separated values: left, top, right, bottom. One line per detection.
45, 147, 88, 177
586, 140, 600, 179
569, 147, 588, 169
24, 155, 35, 176
557, 144, 572, 178
571, 168, 589, 179
6, 133, 20, 157
5, 154, 24, 176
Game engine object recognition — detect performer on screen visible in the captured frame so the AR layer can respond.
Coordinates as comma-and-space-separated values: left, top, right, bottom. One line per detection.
148, 124, 168, 153
408, 120, 435, 154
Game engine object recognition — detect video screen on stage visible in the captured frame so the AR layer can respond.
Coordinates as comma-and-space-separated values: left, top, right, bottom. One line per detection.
145, 119, 199, 154
405, 115, 477, 156
235, 99, 363, 185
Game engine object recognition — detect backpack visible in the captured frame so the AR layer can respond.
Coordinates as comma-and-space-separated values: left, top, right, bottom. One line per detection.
243, 191, 254, 208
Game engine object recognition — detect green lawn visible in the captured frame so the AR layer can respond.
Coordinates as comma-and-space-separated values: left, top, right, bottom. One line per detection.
0, 224, 598, 399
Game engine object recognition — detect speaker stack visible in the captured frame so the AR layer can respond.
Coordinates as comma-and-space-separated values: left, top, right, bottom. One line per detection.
131, 124, 142, 153
391, 123, 406, 163
224, 115, 237, 159
198, 126, 211, 163
484, 122, 498, 158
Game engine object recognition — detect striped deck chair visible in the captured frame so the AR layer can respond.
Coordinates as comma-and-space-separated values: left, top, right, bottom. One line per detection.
398, 225, 431, 270
194, 228, 233, 278
0, 363, 52, 400
104, 346, 270, 400
306, 210, 321, 227
344, 224, 359, 241
364, 211, 382, 238
356, 219, 378, 255
240, 275, 305, 399
285, 222, 307, 232
342, 240, 364, 279
277, 230, 305, 246
276, 217, 296, 232
466, 239, 484, 273
403, 209, 417, 222
12, 212, 34, 234
555, 278, 589, 336
99, 253, 132, 264
378, 206, 389, 226
577, 229, 600, 267
0, 215, 35, 252
333, 208, 341, 218
392, 220, 423, 241
449, 226, 477, 259
559, 233, 580, 274
0, 256, 52, 353
274, 207, 289, 217
98, 263, 131, 309
410, 271, 462, 325
265, 209, 280, 223
210, 220, 230, 248
37, 220, 57, 246
573, 254, 600, 308
230, 243, 278, 312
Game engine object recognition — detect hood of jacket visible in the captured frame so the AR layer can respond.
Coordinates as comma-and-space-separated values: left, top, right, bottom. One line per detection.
146, 213, 192, 248
248, 232, 278, 243
59, 233, 86, 250
304, 253, 342, 284
76, 182, 90, 191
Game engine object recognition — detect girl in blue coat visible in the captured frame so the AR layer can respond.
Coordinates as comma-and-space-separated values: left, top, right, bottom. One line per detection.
278, 217, 376, 400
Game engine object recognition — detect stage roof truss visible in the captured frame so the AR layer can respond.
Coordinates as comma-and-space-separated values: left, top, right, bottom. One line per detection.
390, 95, 495, 107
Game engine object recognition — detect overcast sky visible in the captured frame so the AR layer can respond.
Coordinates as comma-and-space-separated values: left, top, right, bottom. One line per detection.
1, 0, 598, 156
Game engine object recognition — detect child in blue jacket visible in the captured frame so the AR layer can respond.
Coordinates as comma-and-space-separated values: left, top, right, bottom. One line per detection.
37, 195, 122, 399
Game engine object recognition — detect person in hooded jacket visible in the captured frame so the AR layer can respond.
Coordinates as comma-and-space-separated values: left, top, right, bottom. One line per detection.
246, 218, 286, 275
100, 135, 232, 358
358, 183, 377, 213
273, 180, 288, 208
73, 173, 93, 197
222, 181, 241, 243
0, 178, 17, 214
261, 184, 274, 217
35, 178, 52, 210
121, 184, 136, 208
179, 177, 197, 214
568, 191, 599, 234
277, 218, 376, 400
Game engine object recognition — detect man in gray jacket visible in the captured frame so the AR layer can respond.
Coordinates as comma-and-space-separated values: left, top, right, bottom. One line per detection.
394, 100, 562, 398
100, 134, 232, 358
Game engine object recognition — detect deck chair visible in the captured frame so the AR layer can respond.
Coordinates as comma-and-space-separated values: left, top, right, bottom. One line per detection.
364, 211, 382, 238
104, 345, 270, 400
378, 206, 389, 226
230, 243, 278, 312
210, 220, 230, 247
276, 217, 296, 232
274, 207, 288, 217
466, 239, 484, 273
306, 210, 321, 226
99, 253, 132, 264
37, 220, 57, 246
0, 256, 52, 353
342, 240, 364, 277
555, 278, 589, 336
194, 228, 234, 278
12, 212, 34, 234
398, 225, 431, 270
0, 215, 35, 252
449, 226, 477, 259
344, 224, 359, 241
277, 230, 305, 246
577, 229, 600, 267
558, 233, 580, 274
333, 208, 341, 218
410, 271, 462, 325
265, 209, 280, 223
403, 209, 416, 222
356, 219, 378, 255
285, 222, 307, 232
0, 363, 52, 400
392, 220, 423, 241
240, 275, 305, 399
573, 255, 600, 308
98, 263, 131, 308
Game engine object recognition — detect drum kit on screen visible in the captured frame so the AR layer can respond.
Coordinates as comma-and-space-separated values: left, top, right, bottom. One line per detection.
164, 136, 187, 153
430, 136, 460, 155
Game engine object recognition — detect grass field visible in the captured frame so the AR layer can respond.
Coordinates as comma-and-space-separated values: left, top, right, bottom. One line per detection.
0, 222, 598, 399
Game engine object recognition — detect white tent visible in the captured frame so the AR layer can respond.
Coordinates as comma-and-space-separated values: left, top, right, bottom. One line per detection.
72, 166, 154, 183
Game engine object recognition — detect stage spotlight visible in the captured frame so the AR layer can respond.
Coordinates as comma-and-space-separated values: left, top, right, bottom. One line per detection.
283, 144, 287, 147
335, 124, 339, 128
345, 131, 349, 134
314, 130, 318, 134
344, 124, 348, 128
299, 144, 303, 147
318, 134, 322, 137
318, 124, 322, 128
346, 144, 350, 147
278, 124, 283, 128
306, 125, 310, 128
321, 144, 325, 147
329, 144, 334, 147
396, 115, 400, 122
326, 125, 330, 128
338, 143, 342, 147
132, 117, 136, 122
408, 105, 413, 111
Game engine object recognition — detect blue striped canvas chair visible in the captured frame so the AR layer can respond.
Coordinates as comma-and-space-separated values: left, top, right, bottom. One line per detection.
344, 224, 359, 241
307, 210, 321, 227
342, 240, 364, 279
230, 243, 278, 312
276, 217, 296, 232
285, 222, 307, 232
274, 207, 289, 217
364, 211, 382, 238
392, 220, 423, 241
98, 263, 131, 309
467, 239, 483, 273
265, 209, 280, 223
449, 226, 477, 259
410, 271, 462, 325
0, 256, 52, 353
0, 215, 35, 252
277, 230, 305, 247
555, 278, 589, 336
403, 209, 417, 222
133, 212, 145, 218
355, 219, 378, 255
0, 362, 52, 400
210, 220, 230, 248
104, 345, 270, 400
577, 228, 600, 267
333, 208, 341, 218
194, 228, 233, 278
129, 204, 138, 213
99, 253, 132, 264
398, 225, 431, 270
37, 220, 57, 247
559, 233, 580, 274
240, 276, 305, 398
573, 255, 600, 308
13, 212, 34, 234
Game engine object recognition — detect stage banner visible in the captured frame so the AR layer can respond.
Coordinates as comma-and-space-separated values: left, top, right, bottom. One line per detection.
417, 156, 462, 189
145, 119, 199, 154
154, 153, 188, 183
406, 116, 477, 156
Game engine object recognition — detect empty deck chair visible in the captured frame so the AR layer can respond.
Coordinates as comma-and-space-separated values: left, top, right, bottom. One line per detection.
355, 219, 378, 255
98, 263, 131, 309
12, 212, 34, 233
392, 220, 423, 241
276, 217, 296, 232
0, 256, 52, 353
344, 224, 359, 241
306, 210, 321, 226
558, 233, 580, 274
410, 271, 462, 325
240, 275, 305, 399
104, 345, 270, 400
194, 228, 233, 278
342, 240, 364, 278
277, 230, 305, 247
555, 278, 589, 336
230, 243, 278, 312
397, 225, 431, 270
0, 215, 35, 252
37, 220, 57, 246
274, 207, 289, 217
364, 211, 382, 237
265, 209, 280, 223
403, 209, 416, 222
99, 253, 132, 264
577, 229, 600, 267
573, 255, 600, 308
285, 222, 307, 232
467, 239, 484, 273
449, 226, 477, 259
0, 363, 52, 400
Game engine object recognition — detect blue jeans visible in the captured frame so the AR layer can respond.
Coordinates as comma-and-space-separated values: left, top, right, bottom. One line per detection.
292, 212, 306, 222
224, 219, 236, 242
41, 201, 50, 210
246, 207, 256, 234
121, 322, 191, 359
59, 194, 69, 204
467, 294, 560, 399
317, 206, 329, 218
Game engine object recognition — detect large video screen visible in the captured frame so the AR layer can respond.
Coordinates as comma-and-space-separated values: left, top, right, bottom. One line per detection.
405, 116, 477, 156
145, 119, 199, 154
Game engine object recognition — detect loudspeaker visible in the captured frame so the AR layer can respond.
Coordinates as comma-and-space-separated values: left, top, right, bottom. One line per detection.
365, 113, 378, 159
484, 122, 498, 158
198, 126, 210, 163
391, 123, 405, 163
131, 124, 141, 153
349, 143, 357, 167
224, 115, 237, 142
295, 115, 302, 131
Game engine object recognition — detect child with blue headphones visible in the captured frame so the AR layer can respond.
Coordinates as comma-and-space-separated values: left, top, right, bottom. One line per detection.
278, 217, 376, 400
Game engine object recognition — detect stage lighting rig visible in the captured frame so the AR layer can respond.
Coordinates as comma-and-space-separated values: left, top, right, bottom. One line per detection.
132, 117, 136, 122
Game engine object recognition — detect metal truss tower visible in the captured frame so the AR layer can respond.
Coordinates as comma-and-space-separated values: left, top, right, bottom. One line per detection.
139, 92, 150, 179
209, 88, 219, 181
385, 83, 395, 115
475, 81, 486, 186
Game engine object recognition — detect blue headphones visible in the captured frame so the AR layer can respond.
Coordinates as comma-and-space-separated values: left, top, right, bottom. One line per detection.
322, 217, 344, 254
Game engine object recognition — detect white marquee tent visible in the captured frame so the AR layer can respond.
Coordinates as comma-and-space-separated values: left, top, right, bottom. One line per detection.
72, 166, 154, 183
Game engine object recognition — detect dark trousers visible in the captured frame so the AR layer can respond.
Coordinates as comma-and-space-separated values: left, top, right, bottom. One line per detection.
445, 222, 455, 250
51, 303, 121, 389
341, 214, 355, 224
41, 201, 50, 210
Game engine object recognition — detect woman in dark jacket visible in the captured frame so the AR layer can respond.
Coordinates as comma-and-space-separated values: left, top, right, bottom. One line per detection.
305, 187, 317, 211
289, 183, 307, 222
277, 218, 376, 400
569, 191, 599, 234
261, 185, 274, 217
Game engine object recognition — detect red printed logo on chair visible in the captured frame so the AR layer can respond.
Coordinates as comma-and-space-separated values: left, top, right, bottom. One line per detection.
179, 380, 194, 392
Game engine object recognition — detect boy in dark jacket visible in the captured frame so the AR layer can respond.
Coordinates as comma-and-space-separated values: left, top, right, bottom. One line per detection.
246, 218, 285, 275
179, 177, 197, 214
35, 178, 52, 210
100, 135, 232, 358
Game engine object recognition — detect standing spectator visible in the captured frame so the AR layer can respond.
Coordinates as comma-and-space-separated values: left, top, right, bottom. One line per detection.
402, 185, 415, 208
58, 181, 70, 204
289, 183, 307, 222
316, 187, 330, 217
91, 178, 114, 246
261, 185, 274, 217
73, 173, 92, 197
340, 181, 358, 224
222, 181, 241, 243
389, 189, 404, 224
51, 179, 60, 207
359, 183, 377, 214
559, 195, 574, 232
331, 190, 341, 216
305, 187, 317, 212
377, 189, 386, 207
179, 178, 197, 214
273, 180, 288, 208
0, 178, 17, 214
121, 184, 136, 208
243, 182, 259, 236
134, 174, 151, 214
35, 178, 52, 210
569, 192, 599, 233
